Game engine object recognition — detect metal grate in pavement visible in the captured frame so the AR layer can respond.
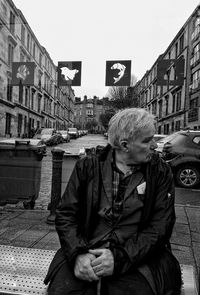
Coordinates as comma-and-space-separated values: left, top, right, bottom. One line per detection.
0, 245, 55, 295
181, 264, 198, 295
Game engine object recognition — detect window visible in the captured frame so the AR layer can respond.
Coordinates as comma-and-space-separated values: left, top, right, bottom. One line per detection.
37, 94, 41, 113
25, 87, 29, 107
190, 98, 198, 109
20, 52, 25, 62
7, 78, 12, 101
17, 114, 23, 136
165, 95, 169, 116
5, 113, 11, 135
9, 11, 15, 34
158, 100, 163, 118
33, 43, 35, 58
179, 34, 184, 52
24, 116, 27, 135
191, 69, 200, 89
44, 96, 47, 112
8, 43, 14, 66
171, 121, 174, 132
164, 124, 169, 135
21, 25, 25, 44
172, 93, 176, 113
19, 82, 23, 104
27, 34, 30, 51
175, 42, 178, 58
191, 43, 200, 67
176, 91, 181, 111
152, 101, 157, 115
31, 90, 34, 110
195, 17, 200, 27
175, 120, 181, 131
192, 18, 200, 40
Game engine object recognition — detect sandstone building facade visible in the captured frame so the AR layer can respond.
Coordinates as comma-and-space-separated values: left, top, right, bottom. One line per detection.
0, 0, 75, 138
135, 5, 200, 134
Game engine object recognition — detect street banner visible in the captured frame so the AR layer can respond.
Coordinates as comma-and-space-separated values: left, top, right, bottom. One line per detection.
58, 61, 82, 86
157, 57, 185, 86
12, 62, 35, 86
105, 60, 131, 86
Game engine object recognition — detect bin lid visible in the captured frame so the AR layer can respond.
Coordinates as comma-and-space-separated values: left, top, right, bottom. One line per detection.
0, 139, 46, 151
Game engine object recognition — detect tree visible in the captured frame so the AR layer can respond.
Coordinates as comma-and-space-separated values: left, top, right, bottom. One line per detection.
99, 109, 115, 130
106, 75, 138, 110
86, 119, 98, 132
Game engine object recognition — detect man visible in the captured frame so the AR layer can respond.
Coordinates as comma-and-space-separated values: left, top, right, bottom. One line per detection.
44, 108, 182, 295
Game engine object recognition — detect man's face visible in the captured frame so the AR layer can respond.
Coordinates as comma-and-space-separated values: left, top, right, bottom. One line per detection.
125, 126, 157, 164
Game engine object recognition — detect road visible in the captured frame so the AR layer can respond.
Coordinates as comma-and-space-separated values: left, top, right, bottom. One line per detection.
35, 134, 200, 210
175, 187, 200, 206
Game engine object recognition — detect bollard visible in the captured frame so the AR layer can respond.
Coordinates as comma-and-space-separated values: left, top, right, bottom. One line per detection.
46, 148, 65, 225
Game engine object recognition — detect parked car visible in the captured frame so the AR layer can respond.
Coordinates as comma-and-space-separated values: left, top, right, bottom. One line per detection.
161, 130, 200, 188
104, 132, 108, 139
154, 134, 167, 142
155, 133, 175, 153
59, 130, 70, 142
78, 130, 82, 137
33, 128, 63, 146
68, 127, 79, 139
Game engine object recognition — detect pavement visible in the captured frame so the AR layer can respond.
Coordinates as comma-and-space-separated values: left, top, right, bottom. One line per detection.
0, 204, 199, 291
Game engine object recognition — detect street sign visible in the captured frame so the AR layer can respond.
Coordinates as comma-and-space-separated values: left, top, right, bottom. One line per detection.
11, 62, 35, 86
157, 57, 185, 86
105, 60, 131, 86
58, 61, 82, 86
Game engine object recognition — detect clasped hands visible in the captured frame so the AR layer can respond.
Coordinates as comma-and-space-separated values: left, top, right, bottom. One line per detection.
74, 248, 114, 281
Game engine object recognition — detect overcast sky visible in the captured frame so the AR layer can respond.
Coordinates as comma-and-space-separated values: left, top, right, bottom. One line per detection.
13, 0, 200, 99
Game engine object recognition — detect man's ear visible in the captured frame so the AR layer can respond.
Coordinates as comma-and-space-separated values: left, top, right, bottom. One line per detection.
120, 140, 128, 152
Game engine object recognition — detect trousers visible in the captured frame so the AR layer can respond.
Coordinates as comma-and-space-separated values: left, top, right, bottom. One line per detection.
47, 260, 154, 295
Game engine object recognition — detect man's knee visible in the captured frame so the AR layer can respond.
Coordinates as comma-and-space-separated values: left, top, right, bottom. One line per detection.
101, 272, 154, 295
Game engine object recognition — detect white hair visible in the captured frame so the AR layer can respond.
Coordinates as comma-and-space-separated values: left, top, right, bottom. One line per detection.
108, 108, 155, 148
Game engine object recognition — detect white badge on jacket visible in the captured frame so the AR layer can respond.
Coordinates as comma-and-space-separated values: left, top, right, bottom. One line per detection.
136, 182, 146, 194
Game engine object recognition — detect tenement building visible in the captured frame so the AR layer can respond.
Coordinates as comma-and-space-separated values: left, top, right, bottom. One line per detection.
74, 96, 107, 133
0, 0, 74, 138
135, 5, 200, 134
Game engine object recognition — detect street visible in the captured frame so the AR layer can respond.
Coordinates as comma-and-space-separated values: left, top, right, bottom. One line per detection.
175, 187, 200, 206
33, 134, 200, 210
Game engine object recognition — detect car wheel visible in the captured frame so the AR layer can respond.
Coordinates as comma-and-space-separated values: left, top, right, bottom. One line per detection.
176, 165, 200, 188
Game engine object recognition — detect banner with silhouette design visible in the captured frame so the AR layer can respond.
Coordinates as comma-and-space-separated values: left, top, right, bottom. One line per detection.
157, 57, 185, 86
12, 62, 35, 86
105, 60, 131, 86
58, 61, 82, 86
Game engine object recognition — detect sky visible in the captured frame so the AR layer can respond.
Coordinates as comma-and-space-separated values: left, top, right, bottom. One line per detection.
13, 0, 200, 99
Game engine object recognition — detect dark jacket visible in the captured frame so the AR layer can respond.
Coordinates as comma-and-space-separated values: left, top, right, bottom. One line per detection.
56, 144, 175, 267
45, 144, 181, 293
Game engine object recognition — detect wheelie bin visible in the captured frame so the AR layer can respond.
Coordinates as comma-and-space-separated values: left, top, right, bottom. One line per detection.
0, 139, 46, 208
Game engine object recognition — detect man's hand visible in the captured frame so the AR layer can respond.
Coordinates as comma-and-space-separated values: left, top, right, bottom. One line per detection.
89, 248, 114, 277
74, 253, 99, 282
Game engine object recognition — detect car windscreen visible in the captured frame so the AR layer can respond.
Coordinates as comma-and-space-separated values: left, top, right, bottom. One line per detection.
157, 133, 178, 143
154, 135, 166, 142
41, 129, 53, 135
68, 128, 77, 132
